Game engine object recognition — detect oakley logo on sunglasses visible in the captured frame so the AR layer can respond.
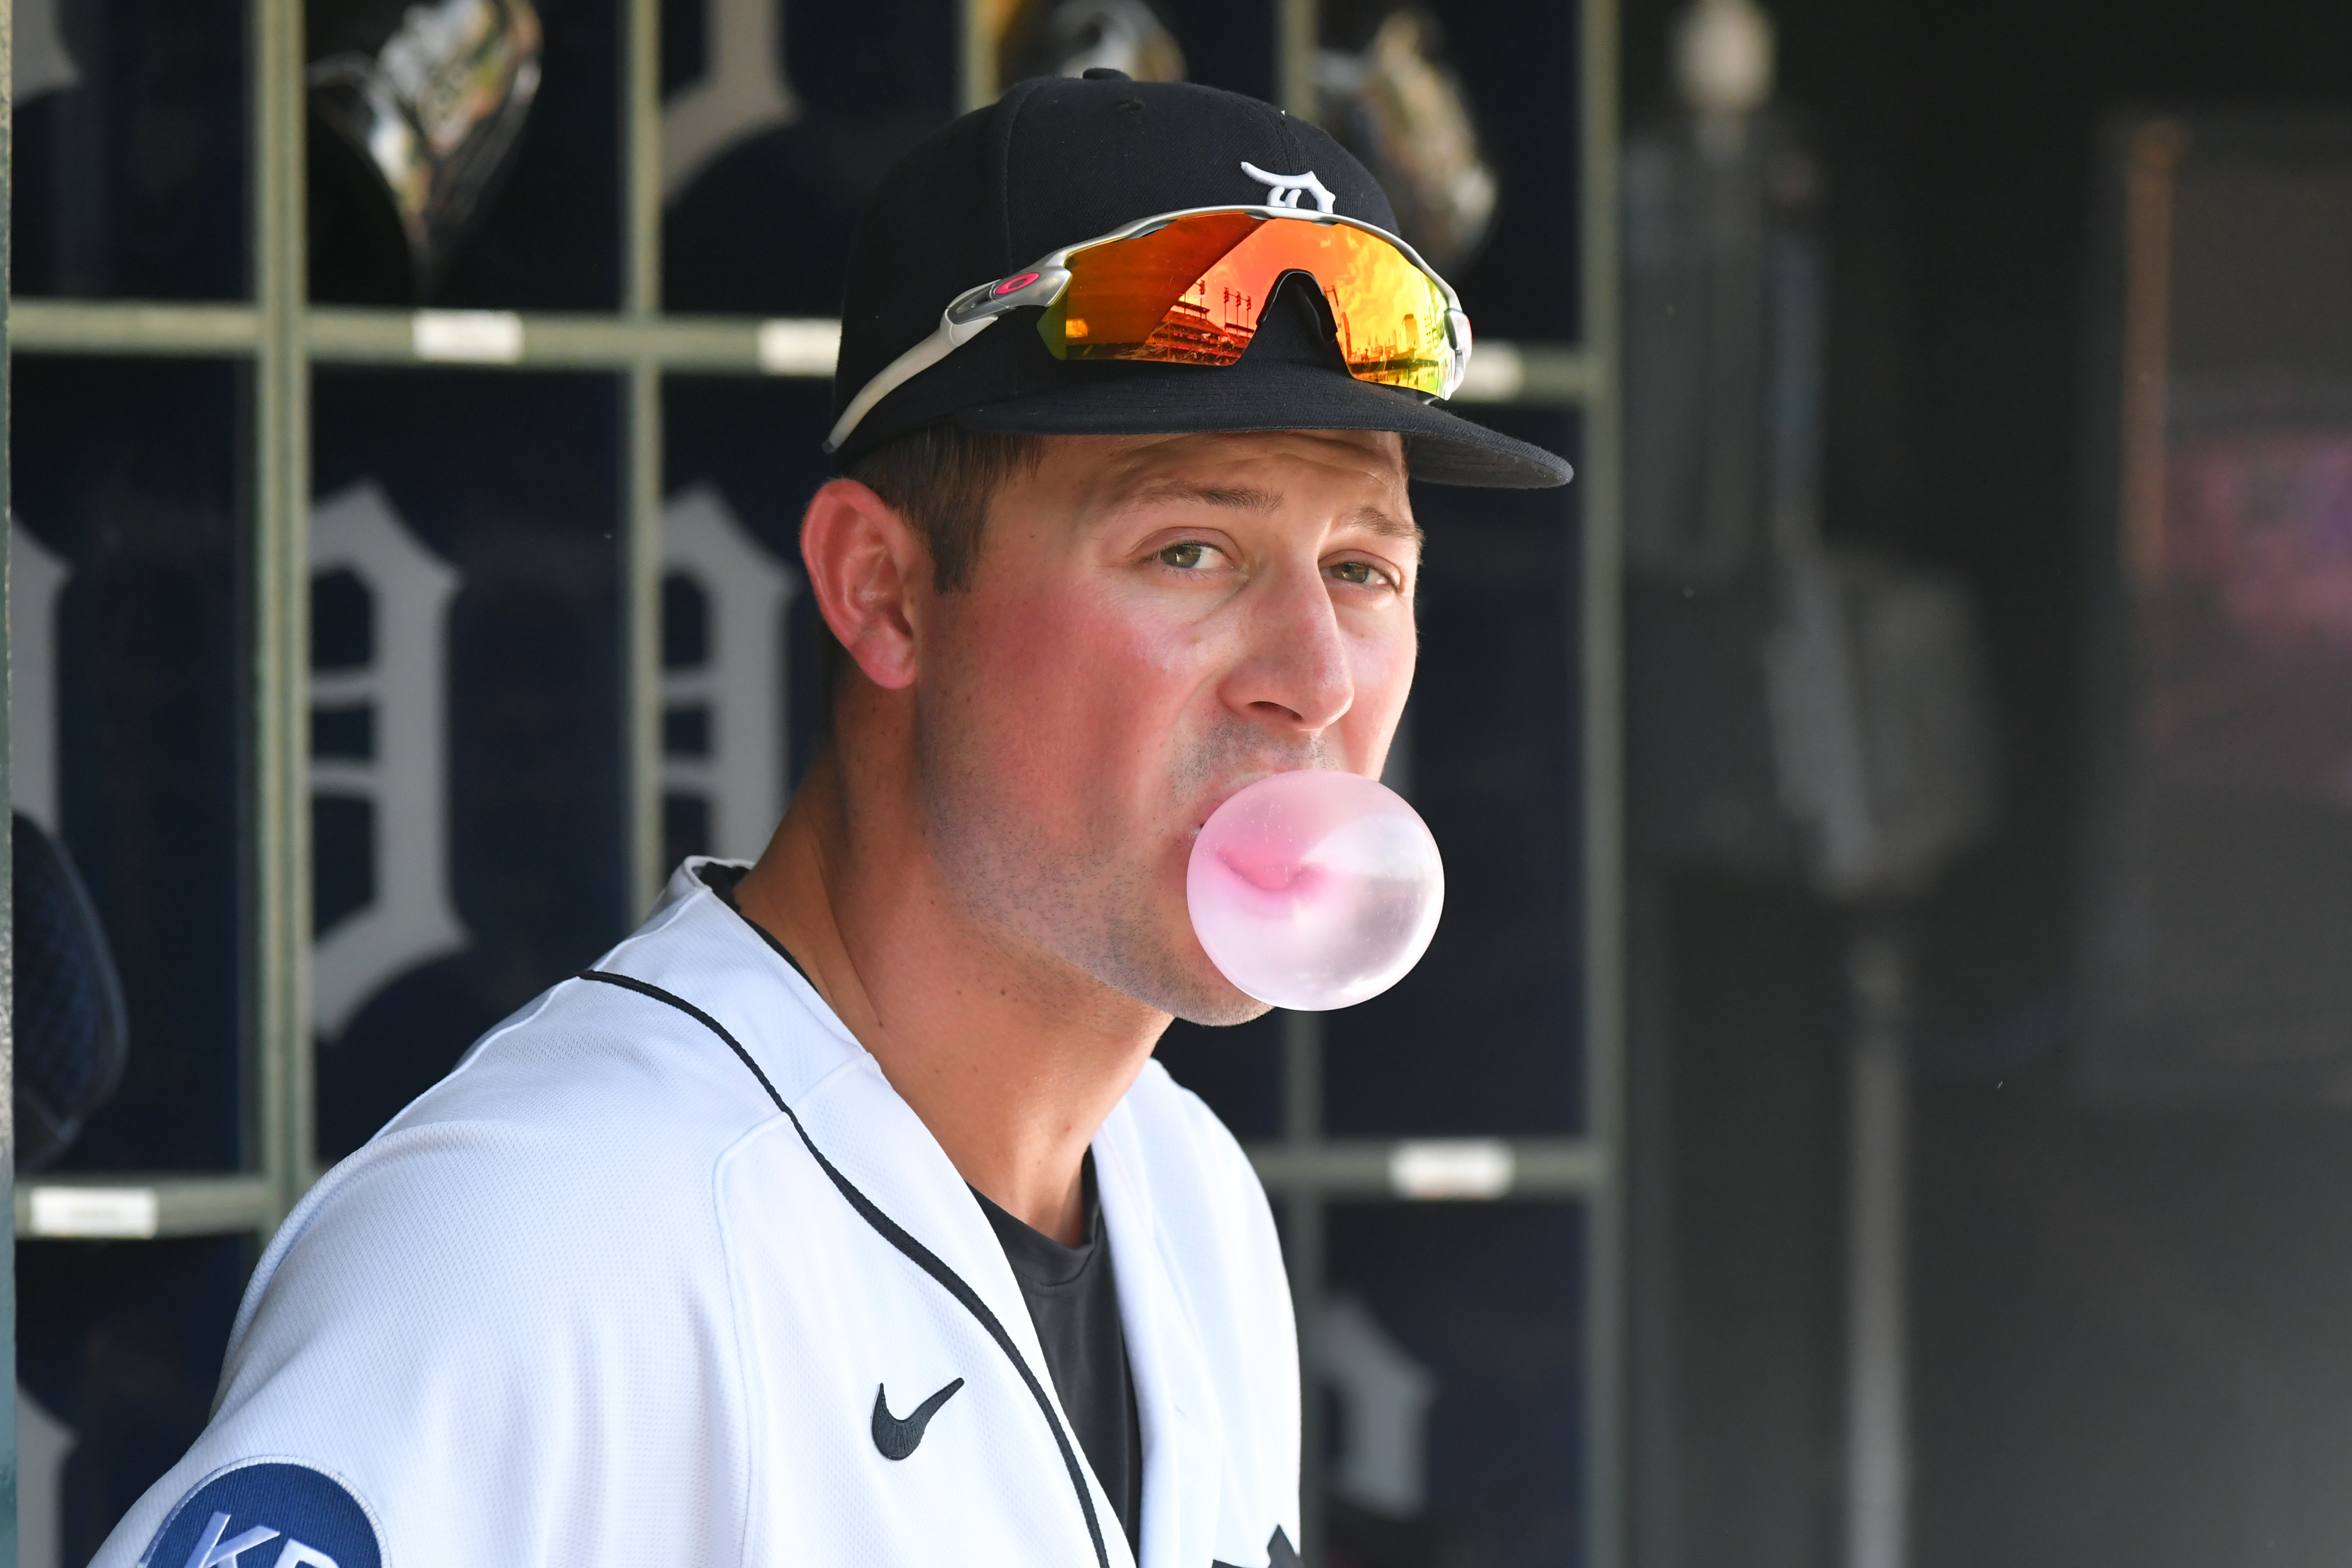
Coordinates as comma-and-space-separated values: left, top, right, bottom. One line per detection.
1239, 162, 1337, 215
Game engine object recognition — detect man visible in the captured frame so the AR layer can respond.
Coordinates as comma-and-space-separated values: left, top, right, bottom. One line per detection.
100, 72, 1567, 1568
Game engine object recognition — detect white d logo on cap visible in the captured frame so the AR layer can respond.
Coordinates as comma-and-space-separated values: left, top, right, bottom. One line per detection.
1240, 161, 1337, 214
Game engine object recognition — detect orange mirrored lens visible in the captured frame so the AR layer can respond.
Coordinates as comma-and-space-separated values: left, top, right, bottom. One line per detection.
1040, 213, 1452, 395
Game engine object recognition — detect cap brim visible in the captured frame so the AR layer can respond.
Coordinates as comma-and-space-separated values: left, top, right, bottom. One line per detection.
950, 360, 1573, 489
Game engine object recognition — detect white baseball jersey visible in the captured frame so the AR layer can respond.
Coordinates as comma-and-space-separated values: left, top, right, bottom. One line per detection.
98, 860, 1301, 1568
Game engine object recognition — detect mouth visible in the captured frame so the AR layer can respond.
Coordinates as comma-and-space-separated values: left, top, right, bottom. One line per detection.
1178, 742, 1347, 840
1187, 769, 1284, 838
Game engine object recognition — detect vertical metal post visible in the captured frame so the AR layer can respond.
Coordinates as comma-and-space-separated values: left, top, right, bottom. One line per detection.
1625, 876, 1682, 1568
255, 0, 315, 1217
1277, 0, 1318, 118
1844, 929, 1910, 1568
3, 1, 21, 1554
623, 0, 665, 918
1579, 0, 1628, 1560
1283, 1009, 1327, 1568
959, 0, 996, 112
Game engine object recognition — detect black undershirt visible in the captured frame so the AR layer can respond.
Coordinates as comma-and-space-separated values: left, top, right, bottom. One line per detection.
697, 863, 1146, 1549
972, 1157, 1145, 1552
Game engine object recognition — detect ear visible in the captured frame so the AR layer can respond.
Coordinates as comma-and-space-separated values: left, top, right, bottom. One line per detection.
799, 477, 930, 691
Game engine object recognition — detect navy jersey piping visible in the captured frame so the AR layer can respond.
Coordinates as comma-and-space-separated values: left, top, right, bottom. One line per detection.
575, 968, 1113, 1568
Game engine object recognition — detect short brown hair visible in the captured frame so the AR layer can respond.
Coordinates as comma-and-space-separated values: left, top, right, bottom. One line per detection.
817, 424, 1044, 738
844, 422, 1044, 592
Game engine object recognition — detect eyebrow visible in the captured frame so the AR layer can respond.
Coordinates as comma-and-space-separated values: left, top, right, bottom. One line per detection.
1124, 482, 1424, 546
1128, 480, 1284, 513
1344, 506, 1426, 546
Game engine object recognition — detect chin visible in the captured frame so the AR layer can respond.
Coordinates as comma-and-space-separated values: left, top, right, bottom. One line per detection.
1168, 988, 1277, 1029
1076, 917, 1274, 1028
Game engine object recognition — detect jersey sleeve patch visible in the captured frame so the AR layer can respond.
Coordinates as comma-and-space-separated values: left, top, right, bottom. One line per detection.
139, 1462, 383, 1568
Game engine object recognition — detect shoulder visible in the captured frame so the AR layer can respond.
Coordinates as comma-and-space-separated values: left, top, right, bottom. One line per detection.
341, 862, 859, 1211
91, 873, 847, 1568
233, 874, 862, 1369
172, 1016, 772, 1558
92, 1099, 766, 1564
414, 865, 862, 1129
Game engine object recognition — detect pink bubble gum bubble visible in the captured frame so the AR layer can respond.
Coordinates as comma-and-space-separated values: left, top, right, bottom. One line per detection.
1187, 770, 1445, 1012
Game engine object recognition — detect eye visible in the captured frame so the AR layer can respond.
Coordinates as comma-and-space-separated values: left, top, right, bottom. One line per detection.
1327, 558, 1397, 590
1155, 541, 1215, 570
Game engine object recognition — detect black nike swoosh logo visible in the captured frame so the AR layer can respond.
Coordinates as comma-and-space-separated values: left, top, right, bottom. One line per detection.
871, 1377, 965, 1459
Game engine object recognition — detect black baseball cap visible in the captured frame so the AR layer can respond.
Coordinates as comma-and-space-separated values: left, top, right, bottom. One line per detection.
828, 72, 1573, 489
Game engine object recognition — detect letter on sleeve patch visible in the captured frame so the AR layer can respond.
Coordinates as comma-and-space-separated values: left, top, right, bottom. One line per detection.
140, 1462, 382, 1568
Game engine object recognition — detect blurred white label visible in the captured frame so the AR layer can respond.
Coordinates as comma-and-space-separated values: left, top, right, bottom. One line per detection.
1388, 1138, 1515, 1199
29, 1187, 160, 1238
413, 310, 525, 363
758, 318, 841, 376
1454, 341, 1525, 402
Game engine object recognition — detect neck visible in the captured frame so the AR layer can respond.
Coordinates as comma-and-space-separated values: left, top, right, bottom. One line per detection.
732, 749, 1168, 1246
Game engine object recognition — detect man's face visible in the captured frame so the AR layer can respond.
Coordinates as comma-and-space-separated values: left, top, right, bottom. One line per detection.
915, 428, 1421, 1025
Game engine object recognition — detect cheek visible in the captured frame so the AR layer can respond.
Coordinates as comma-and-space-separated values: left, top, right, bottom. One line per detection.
1348, 622, 1417, 742
944, 582, 1217, 819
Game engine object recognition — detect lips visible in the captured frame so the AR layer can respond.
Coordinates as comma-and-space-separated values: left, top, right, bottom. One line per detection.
1216, 836, 1319, 893
1189, 769, 1334, 893
1189, 770, 1284, 835
1181, 756, 1341, 847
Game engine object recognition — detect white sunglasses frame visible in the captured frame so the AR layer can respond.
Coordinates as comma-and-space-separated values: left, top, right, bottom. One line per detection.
823, 204, 1474, 454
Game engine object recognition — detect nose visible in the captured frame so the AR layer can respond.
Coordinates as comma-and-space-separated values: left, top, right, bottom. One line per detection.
1220, 559, 1356, 735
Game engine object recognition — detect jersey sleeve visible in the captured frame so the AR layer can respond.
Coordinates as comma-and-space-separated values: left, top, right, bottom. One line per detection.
89, 1113, 754, 1568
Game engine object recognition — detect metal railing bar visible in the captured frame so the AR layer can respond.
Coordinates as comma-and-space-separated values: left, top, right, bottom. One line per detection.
8, 299, 261, 355
7, 1139, 1603, 1234
304, 308, 817, 372
8, 299, 1595, 406
1453, 343, 1602, 404
1244, 1136, 1606, 1198
15, 1175, 278, 1239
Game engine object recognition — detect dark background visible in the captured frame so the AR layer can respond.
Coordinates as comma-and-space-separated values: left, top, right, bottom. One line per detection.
13, 1, 1595, 1559
1616, 0, 2352, 1564
12, 0, 250, 299
53, 0, 2352, 1557
310, 369, 629, 1161
12, 358, 249, 1174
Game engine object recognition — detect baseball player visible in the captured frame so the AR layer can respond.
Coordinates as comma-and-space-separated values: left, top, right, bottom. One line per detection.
99, 72, 1568, 1568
